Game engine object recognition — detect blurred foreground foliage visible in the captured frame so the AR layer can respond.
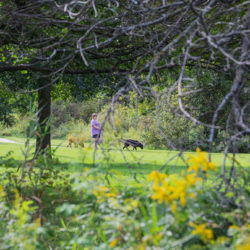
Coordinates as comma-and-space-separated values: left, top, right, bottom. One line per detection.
0, 149, 249, 249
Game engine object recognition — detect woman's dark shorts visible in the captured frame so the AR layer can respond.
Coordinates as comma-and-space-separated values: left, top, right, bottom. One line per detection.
92, 134, 100, 139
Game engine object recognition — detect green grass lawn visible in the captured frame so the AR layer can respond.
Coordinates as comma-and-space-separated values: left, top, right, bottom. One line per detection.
0, 137, 249, 179
1, 137, 248, 250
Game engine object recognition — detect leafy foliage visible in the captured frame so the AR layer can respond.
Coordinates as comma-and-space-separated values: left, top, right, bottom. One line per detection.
0, 149, 249, 249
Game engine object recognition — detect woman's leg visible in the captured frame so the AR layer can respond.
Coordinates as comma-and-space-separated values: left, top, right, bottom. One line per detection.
93, 136, 98, 149
93, 135, 100, 149
94, 138, 98, 149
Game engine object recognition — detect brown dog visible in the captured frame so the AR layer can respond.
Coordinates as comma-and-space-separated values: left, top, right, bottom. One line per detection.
67, 133, 84, 148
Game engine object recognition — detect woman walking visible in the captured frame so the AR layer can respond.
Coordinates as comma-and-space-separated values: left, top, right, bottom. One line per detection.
91, 113, 100, 149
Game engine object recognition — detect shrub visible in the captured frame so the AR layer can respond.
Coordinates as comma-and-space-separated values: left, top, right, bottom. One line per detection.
52, 149, 249, 249
0, 113, 31, 137
0, 186, 42, 249
0, 147, 249, 249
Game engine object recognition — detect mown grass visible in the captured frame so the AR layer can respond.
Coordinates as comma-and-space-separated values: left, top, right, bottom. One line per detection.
0, 136, 249, 179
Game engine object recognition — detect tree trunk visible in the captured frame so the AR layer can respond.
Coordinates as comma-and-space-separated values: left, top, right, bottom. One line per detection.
35, 80, 51, 157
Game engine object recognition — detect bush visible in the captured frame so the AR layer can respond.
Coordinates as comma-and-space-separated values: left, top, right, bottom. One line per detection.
0, 148, 249, 249
51, 100, 71, 128
0, 113, 31, 137
54, 149, 249, 249
0, 188, 42, 250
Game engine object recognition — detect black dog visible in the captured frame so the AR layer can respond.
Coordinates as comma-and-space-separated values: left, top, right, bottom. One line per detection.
122, 139, 143, 150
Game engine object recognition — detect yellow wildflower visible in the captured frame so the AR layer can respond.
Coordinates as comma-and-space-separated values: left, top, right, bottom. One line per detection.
188, 148, 206, 171
124, 199, 139, 208
189, 192, 196, 199
35, 218, 41, 227
237, 238, 250, 250
188, 148, 217, 172
105, 192, 116, 198
93, 186, 109, 203
229, 225, 240, 230
189, 222, 213, 242
123, 199, 140, 211
169, 186, 185, 201
207, 161, 217, 171
216, 236, 230, 245
93, 186, 118, 203
93, 186, 108, 193
180, 192, 186, 206
117, 224, 122, 232
110, 238, 119, 248
148, 171, 168, 183
188, 162, 200, 172
0, 185, 5, 200
185, 173, 202, 186
150, 168, 203, 209
169, 179, 186, 204
171, 202, 177, 213
151, 175, 190, 207
151, 185, 171, 204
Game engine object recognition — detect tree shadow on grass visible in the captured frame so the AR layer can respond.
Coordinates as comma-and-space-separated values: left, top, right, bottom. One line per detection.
0, 155, 186, 177
51, 161, 187, 177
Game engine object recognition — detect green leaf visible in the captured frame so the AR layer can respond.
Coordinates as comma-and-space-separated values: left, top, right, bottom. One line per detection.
152, 202, 158, 231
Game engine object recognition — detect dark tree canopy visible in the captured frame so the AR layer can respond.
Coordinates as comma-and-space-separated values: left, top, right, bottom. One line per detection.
0, 1, 249, 162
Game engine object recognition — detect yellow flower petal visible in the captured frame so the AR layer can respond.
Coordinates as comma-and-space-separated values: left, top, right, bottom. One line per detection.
110, 238, 119, 248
